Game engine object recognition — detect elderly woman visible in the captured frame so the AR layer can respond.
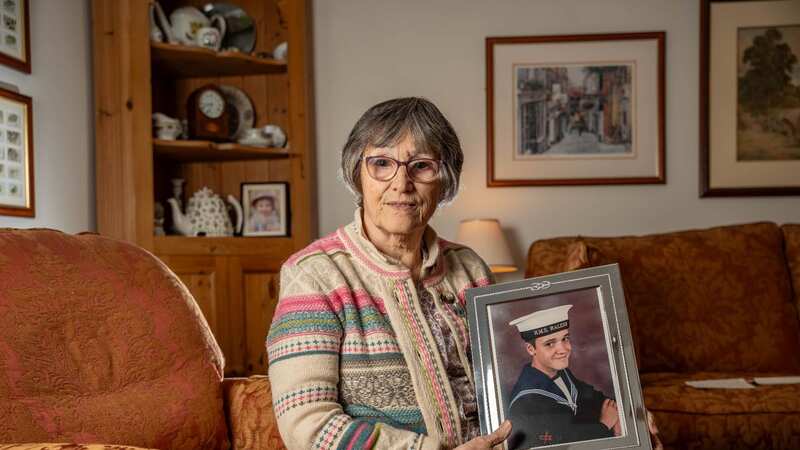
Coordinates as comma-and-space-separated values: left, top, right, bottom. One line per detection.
267, 97, 659, 450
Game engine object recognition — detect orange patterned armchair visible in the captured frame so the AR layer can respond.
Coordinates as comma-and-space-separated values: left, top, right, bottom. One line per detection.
526, 222, 800, 450
0, 229, 285, 449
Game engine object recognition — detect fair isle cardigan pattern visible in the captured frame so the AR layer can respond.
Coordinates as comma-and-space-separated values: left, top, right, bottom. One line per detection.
267, 212, 493, 450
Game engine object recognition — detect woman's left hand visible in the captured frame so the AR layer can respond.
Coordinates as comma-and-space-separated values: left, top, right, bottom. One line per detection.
647, 410, 663, 450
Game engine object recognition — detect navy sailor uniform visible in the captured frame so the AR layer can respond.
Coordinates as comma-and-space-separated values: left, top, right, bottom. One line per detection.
506, 365, 614, 449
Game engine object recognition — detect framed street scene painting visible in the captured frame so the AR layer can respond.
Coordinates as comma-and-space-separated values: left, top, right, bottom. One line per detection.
0, 86, 33, 217
241, 181, 289, 237
700, 0, 800, 196
466, 264, 651, 450
486, 32, 665, 186
0, 0, 30, 73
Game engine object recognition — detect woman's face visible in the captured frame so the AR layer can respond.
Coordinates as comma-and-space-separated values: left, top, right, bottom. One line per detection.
360, 134, 441, 237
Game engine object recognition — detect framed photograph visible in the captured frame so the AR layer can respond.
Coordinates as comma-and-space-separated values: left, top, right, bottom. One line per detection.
0, 86, 33, 217
466, 264, 651, 450
700, 0, 800, 196
241, 182, 289, 237
486, 32, 665, 186
0, 0, 30, 73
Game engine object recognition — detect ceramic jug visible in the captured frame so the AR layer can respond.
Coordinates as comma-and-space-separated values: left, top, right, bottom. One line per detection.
170, 6, 226, 47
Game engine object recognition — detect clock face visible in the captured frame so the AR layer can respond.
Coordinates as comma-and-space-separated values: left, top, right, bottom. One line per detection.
198, 90, 225, 119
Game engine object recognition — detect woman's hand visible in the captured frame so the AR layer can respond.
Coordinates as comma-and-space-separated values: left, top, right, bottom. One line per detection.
454, 420, 512, 450
647, 410, 663, 450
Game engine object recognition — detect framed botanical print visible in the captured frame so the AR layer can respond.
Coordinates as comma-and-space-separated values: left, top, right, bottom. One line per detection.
466, 264, 652, 450
486, 32, 665, 186
0, 0, 30, 73
0, 86, 33, 217
700, 0, 800, 196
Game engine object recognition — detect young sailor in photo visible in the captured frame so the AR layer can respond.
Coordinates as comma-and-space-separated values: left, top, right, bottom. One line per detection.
506, 304, 621, 449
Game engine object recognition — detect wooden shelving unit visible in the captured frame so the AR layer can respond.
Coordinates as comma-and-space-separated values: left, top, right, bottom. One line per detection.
154, 235, 295, 256
151, 42, 287, 77
92, 0, 316, 377
153, 139, 292, 161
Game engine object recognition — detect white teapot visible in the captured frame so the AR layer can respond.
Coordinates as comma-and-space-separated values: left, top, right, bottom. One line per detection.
167, 187, 243, 237
169, 6, 226, 48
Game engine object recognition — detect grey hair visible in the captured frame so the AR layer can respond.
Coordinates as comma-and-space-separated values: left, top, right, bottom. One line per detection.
340, 97, 464, 206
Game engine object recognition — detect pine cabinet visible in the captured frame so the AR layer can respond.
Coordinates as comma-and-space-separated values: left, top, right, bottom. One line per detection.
91, 0, 315, 376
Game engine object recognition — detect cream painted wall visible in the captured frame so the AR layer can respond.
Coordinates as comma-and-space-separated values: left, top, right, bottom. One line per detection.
0, 0, 93, 232
313, 0, 800, 279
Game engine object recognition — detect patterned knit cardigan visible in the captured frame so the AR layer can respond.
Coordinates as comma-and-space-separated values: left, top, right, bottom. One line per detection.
267, 212, 493, 450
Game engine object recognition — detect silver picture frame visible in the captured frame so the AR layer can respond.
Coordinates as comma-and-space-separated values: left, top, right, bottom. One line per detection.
466, 264, 651, 450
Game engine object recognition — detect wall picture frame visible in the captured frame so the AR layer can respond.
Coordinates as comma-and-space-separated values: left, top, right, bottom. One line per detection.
466, 264, 651, 450
486, 32, 665, 187
241, 181, 289, 237
0, 0, 30, 73
0, 85, 33, 217
700, 0, 800, 196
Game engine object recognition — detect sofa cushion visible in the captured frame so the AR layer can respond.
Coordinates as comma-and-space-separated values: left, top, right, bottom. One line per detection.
643, 372, 800, 450
527, 222, 800, 374
783, 224, 800, 319
223, 376, 286, 450
0, 230, 229, 449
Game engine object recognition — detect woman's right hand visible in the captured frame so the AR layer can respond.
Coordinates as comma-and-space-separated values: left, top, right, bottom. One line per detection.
454, 420, 512, 450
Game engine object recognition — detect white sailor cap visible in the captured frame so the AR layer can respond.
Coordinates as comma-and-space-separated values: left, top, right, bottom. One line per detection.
509, 304, 573, 342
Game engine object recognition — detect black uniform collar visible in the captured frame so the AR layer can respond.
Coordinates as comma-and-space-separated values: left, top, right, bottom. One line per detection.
509, 365, 578, 412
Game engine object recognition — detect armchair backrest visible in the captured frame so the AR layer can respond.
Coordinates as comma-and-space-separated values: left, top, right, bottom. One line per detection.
0, 229, 229, 449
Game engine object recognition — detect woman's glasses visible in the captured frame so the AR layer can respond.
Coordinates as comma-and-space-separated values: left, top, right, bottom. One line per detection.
363, 156, 441, 183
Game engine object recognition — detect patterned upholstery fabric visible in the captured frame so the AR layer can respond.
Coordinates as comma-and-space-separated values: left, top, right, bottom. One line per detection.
526, 222, 800, 374
783, 225, 800, 318
0, 445, 156, 449
0, 229, 229, 449
642, 372, 800, 450
223, 376, 285, 450
526, 222, 800, 449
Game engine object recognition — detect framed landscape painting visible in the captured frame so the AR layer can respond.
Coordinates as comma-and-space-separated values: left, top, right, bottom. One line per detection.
700, 0, 800, 196
486, 32, 665, 187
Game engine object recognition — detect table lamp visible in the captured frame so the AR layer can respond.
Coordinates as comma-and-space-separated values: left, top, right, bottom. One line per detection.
456, 219, 517, 273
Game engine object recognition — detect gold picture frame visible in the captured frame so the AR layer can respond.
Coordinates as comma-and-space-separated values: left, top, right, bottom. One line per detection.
0, 86, 34, 217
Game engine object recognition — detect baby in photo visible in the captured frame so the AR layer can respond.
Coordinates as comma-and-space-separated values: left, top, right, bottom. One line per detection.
246, 192, 280, 232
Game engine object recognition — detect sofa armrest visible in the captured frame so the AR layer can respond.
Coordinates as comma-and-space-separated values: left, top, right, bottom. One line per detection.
223, 375, 286, 450
0, 445, 157, 449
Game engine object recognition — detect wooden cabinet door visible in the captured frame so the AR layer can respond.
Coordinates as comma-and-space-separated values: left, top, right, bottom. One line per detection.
228, 256, 283, 376
158, 255, 231, 365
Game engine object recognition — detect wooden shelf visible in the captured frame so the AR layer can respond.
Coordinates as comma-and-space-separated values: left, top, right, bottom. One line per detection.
153, 139, 291, 161
151, 42, 287, 77
154, 235, 294, 256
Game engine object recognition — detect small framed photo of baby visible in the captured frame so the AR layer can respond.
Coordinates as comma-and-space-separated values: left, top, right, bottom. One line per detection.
241, 182, 289, 237
465, 264, 651, 450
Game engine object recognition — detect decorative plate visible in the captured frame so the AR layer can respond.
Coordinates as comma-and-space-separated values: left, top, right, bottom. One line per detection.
219, 85, 255, 140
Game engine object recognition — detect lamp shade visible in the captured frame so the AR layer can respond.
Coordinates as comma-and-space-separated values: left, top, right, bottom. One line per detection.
456, 219, 517, 273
